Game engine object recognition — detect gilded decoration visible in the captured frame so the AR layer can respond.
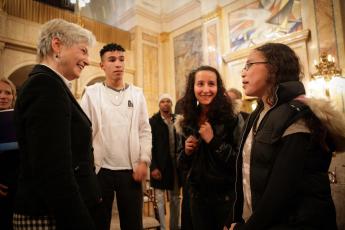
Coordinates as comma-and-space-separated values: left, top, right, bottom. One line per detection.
159, 32, 170, 43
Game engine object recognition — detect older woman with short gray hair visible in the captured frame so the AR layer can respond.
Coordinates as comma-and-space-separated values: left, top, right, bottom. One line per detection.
13, 19, 101, 230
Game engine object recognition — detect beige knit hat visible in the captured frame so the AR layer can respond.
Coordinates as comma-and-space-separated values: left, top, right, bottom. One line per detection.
158, 93, 173, 104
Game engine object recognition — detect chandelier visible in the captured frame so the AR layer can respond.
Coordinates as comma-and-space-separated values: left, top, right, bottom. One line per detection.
312, 53, 342, 81
69, 0, 90, 9
307, 52, 345, 112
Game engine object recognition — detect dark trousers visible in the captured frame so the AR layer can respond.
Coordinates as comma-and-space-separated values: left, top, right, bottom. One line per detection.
190, 191, 233, 230
181, 183, 193, 230
0, 192, 15, 230
96, 168, 143, 230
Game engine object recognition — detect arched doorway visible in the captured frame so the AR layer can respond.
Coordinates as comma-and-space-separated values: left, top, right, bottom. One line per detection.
8, 65, 35, 91
87, 76, 106, 86
80, 76, 106, 97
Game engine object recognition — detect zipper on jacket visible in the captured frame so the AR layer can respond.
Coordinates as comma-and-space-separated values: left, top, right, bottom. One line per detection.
232, 87, 279, 222
232, 113, 251, 222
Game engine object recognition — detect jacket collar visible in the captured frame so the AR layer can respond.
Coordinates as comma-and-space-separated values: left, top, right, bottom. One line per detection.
255, 81, 305, 112
275, 81, 305, 105
252, 81, 345, 152
30, 64, 91, 125
153, 111, 175, 122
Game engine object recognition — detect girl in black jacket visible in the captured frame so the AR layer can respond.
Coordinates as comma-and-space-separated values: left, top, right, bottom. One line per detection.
227, 43, 343, 230
176, 65, 240, 230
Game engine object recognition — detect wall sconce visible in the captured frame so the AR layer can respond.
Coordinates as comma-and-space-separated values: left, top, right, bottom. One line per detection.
307, 53, 345, 112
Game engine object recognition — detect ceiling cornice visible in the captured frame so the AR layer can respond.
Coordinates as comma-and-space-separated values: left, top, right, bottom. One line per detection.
118, 5, 161, 25
118, 0, 201, 27
161, 0, 201, 23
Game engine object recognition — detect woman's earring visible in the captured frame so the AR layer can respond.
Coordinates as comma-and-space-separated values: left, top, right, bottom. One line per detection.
55, 53, 59, 59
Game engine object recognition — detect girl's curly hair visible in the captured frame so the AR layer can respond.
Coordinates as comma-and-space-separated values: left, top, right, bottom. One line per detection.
255, 43, 303, 105
181, 65, 235, 129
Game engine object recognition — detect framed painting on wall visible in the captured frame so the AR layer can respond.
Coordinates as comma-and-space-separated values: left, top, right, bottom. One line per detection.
173, 26, 203, 100
228, 0, 302, 52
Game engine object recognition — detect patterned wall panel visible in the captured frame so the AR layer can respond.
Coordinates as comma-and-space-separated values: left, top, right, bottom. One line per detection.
143, 44, 159, 114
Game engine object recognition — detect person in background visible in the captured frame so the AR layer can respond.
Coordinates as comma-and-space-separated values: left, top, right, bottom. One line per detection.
227, 88, 249, 121
81, 43, 152, 230
174, 96, 193, 230
149, 93, 181, 230
13, 19, 102, 230
174, 97, 184, 115
0, 77, 19, 230
227, 43, 343, 230
176, 65, 240, 230
0, 78, 15, 111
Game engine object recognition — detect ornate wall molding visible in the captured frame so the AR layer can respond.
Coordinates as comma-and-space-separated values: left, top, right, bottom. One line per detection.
161, 0, 200, 24
142, 32, 158, 44
0, 35, 36, 54
222, 29, 310, 63
202, 6, 222, 22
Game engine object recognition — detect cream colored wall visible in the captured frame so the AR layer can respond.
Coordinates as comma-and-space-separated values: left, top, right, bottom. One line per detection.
0, 14, 37, 79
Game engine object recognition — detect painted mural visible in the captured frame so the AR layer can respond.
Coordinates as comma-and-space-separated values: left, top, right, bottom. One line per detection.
228, 0, 302, 51
174, 26, 203, 99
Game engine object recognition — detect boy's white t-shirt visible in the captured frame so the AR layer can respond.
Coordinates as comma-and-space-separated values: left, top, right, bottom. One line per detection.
101, 85, 133, 170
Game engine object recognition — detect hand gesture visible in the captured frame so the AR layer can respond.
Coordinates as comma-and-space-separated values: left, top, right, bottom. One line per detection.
223, 223, 237, 230
199, 121, 214, 143
151, 169, 162, 180
185, 135, 199, 155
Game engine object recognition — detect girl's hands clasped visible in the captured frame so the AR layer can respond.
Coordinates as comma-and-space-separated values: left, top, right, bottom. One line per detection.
199, 121, 214, 143
185, 135, 199, 155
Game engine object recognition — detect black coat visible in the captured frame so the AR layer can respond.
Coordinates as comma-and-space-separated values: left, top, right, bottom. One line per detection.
233, 82, 337, 230
178, 116, 239, 196
0, 149, 19, 229
14, 65, 101, 230
149, 112, 181, 190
